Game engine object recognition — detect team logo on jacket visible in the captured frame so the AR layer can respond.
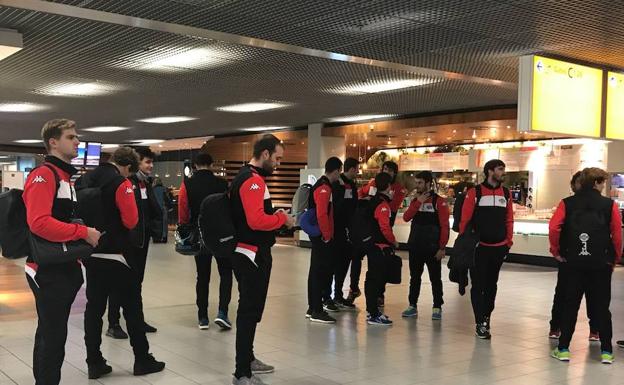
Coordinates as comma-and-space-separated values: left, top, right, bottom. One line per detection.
250, 183, 260, 190
579, 233, 591, 256
32, 175, 46, 183
320, 188, 328, 193
499, 198, 506, 205
126, 187, 133, 194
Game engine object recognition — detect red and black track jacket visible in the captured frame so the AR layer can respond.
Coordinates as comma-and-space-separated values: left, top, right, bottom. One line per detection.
359, 179, 406, 213
403, 192, 450, 250
309, 175, 334, 242
459, 182, 514, 247
371, 193, 397, 249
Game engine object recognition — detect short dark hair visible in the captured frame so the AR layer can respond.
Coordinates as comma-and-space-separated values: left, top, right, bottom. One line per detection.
325, 157, 343, 173
415, 171, 433, 185
194, 152, 213, 167
253, 134, 283, 159
570, 171, 582, 189
134, 146, 156, 161
580, 167, 608, 189
483, 159, 505, 176
382, 161, 398, 175
41, 118, 76, 151
344, 157, 358, 173
375, 172, 392, 192
112, 147, 139, 173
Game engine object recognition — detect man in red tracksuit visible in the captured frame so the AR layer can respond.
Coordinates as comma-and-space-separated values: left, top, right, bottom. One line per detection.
459, 159, 514, 339
229, 134, 295, 385
23, 119, 101, 385
549, 167, 622, 364
353, 161, 406, 307
401, 171, 450, 320
365, 172, 399, 325
306, 157, 343, 324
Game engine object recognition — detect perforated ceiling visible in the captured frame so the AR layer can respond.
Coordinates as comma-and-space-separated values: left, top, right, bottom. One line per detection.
0, 0, 622, 145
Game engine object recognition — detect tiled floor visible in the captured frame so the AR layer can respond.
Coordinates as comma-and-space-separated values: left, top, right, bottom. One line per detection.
2, 241, 624, 384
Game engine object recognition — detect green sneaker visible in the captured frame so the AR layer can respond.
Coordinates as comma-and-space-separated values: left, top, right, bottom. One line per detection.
551, 348, 570, 362
432, 307, 442, 320
601, 351, 614, 364
401, 305, 417, 318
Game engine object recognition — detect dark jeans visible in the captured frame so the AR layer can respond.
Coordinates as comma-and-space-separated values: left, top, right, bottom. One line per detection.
232, 247, 272, 379
26, 262, 83, 385
195, 250, 234, 319
84, 258, 149, 364
469, 245, 507, 324
550, 263, 597, 331
350, 249, 366, 292
365, 246, 387, 317
558, 264, 613, 352
408, 248, 444, 308
328, 234, 352, 301
108, 242, 149, 326
308, 237, 335, 313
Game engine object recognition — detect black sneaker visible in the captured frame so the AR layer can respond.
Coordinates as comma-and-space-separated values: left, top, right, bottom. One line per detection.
144, 322, 157, 333
88, 360, 112, 379
336, 298, 356, 310
133, 354, 165, 376
106, 324, 128, 339
484, 316, 491, 330
476, 323, 491, 339
310, 311, 336, 324
323, 299, 340, 313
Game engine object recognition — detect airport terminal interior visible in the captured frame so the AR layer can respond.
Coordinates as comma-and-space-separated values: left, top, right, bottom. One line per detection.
1, 1, 624, 384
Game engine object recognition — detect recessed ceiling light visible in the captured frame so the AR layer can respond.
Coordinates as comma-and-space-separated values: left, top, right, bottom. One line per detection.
83, 126, 130, 132
325, 114, 394, 123
14, 139, 41, 144
101, 144, 119, 149
137, 116, 197, 124
129, 139, 164, 145
216, 102, 291, 113
0, 102, 50, 112
36, 82, 120, 97
0, 29, 22, 62
137, 47, 235, 72
330, 78, 440, 95
240, 126, 288, 132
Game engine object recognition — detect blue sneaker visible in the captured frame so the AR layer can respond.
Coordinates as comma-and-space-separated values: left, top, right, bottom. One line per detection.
432, 307, 442, 320
215, 311, 232, 330
368, 314, 393, 326
402, 305, 417, 318
198, 318, 209, 330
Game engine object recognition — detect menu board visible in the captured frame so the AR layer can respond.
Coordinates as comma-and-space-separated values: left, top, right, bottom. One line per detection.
518, 55, 603, 138
398, 152, 468, 171
606, 71, 624, 140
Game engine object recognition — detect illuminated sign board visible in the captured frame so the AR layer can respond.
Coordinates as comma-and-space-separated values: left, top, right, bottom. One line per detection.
518, 55, 603, 138
606, 71, 624, 140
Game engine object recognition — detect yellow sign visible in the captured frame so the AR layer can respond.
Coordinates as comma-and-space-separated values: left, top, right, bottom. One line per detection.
606, 71, 624, 140
519, 56, 603, 137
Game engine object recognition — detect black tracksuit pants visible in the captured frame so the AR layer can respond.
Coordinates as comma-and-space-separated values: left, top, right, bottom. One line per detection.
327, 234, 352, 301
308, 237, 335, 313
350, 249, 366, 292
194, 250, 234, 319
469, 245, 507, 324
231, 247, 272, 379
408, 248, 444, 308
26, 262, 83, 385
108, 241, 149, 326
558, 264, 613, 352
365, 246, 388, 317
84, 258, 150, 364
550, 263, 597, 332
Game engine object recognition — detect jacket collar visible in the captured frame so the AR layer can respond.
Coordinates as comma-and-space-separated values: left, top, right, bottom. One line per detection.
248, 164, 270, 178
44, 155, 77, 176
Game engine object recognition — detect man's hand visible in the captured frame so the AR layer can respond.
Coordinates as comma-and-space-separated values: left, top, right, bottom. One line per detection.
416, 192, 431, 203
85, 227, 101, 247
284, 215, 295, 229
435, 249, 445, 261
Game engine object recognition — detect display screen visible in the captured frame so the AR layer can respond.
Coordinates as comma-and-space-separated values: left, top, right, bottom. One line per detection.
71, 142, 86, 166
86, 142, 101, 166
606, 71, 624, 140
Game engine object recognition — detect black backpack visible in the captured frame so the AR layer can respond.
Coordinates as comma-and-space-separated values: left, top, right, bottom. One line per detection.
74, 170, 119, 231
452, 186, 482, 232
349, 199, 376, 251
0, 164, 60, 259
198, 192, 237, 257
561, 196, 614, 267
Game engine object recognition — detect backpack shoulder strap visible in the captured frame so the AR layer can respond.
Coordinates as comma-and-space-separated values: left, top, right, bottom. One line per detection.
40, 163, 61, 191
503, 186, 510, 201
475, 184, 482, 202
432, 193, 438, 211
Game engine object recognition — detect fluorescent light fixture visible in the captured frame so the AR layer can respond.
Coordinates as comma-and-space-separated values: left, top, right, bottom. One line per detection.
240, 126, 288, 132
137, 116, 197, 124
129, 139, 164, 145
325, 114, 394, 123
216, 102, 291, 113
330, 78, 440, 95
14, 139, 41, 144
83, 126, 130, 133
141, 47, 232, 72
0, 102, 50, 112
101, 144, 120, 149
36, 82, 120, 97
0, 29, 23, 62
